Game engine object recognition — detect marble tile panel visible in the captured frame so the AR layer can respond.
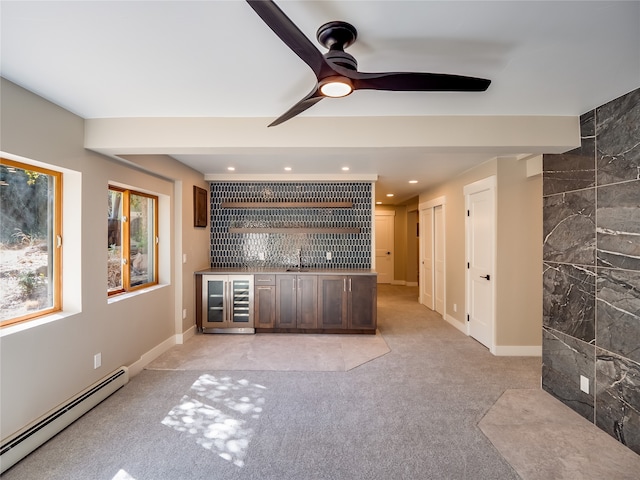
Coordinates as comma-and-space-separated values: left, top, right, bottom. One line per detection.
596, 88, 640, 186
596, 180, 640, 270
542, 327, 595, 421
543, 263, 596, 342
543, 189, 596, 264
543, 111, 596, 196
596, 268, 640, 363
596, 350, 640, 454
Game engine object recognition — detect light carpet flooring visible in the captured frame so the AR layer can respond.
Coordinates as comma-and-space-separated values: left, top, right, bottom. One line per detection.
2, 285, 638, 479
146, 285, 640, 479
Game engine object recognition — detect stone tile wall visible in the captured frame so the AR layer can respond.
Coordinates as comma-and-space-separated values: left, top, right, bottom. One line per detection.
542, 88, 640, 454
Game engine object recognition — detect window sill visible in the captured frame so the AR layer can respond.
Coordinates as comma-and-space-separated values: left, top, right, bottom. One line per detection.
107, 283, 168, 304
0, 310, 81, 338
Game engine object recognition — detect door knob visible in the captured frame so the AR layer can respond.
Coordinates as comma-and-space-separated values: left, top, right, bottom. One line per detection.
480, 274, 490, 280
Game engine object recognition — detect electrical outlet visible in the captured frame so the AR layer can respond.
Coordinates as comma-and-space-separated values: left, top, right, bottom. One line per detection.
453, 303, 457, 312
326, 251, 332, 260
580, 375, 589, 394
94, 353, 102, 369
182, 253, 187, 264
182, 308, 187, 319
258, 252, 265, 260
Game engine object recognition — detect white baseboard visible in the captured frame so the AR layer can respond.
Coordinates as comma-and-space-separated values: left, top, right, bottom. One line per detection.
442, 313, 541, 357
176, 324, 196, 344
128, 335, 176, 377
493, 345, 542, 356
444, 313, 468, 335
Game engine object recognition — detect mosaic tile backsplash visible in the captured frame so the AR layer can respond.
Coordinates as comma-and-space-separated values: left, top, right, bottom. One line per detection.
209, 182, 372, 269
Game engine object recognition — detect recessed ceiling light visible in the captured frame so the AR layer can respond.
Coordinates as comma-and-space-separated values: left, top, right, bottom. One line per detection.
227, 167, 235, 171
408, 180, 418, 184
342, 167, 350, 171
284, 167, 292, 171
386, 193, 394, 197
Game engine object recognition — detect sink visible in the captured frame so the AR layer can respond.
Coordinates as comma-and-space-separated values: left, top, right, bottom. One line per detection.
286, 268, 309, 272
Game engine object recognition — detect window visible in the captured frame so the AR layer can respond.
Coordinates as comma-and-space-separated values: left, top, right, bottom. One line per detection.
108, 186, 158, 295
1, 158, 62, 326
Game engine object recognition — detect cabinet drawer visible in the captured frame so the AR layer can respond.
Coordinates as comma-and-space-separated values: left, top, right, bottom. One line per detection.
254, 274, 275, 286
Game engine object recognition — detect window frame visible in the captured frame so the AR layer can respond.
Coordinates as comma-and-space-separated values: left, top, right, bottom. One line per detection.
108, 185, 159, 296
0, 158, 62, 327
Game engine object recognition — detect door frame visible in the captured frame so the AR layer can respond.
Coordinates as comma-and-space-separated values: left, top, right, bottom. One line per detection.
463, 176, 497, 353
418, 196, 446, 315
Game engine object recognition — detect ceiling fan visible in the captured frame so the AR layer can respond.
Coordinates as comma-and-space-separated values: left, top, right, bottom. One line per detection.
246, 0, 491, 127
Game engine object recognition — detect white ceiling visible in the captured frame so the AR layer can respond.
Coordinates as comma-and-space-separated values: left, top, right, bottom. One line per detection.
2, 1, 639, 204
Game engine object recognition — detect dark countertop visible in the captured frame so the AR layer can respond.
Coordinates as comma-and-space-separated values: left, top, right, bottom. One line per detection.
195, 267, 377, 276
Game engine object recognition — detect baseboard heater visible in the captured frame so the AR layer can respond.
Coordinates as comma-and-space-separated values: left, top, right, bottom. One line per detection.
0, 366, 129, 474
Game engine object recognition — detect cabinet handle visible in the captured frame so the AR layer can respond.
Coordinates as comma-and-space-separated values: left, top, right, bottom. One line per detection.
349, 278, 352, 292
256, 279, 271, 282
226, 281, 232, 323
257, 286, 271, 290
343, 278, 346, 292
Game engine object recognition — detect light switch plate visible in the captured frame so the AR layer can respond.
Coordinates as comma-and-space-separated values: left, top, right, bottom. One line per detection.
94, 353, 102, 369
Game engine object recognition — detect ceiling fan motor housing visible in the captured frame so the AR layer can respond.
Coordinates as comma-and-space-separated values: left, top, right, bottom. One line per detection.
317, 21, 358, 70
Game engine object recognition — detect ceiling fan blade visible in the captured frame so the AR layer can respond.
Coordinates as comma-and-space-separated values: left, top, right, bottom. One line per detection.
350, 71, 491, 92
246, 0, 329, 79
269, 87, 324, 127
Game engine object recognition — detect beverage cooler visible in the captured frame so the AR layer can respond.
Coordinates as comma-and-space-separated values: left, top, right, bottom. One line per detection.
201, 275, 254, 333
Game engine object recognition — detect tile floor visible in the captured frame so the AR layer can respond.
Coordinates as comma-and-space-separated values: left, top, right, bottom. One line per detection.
480, 389, 640, 479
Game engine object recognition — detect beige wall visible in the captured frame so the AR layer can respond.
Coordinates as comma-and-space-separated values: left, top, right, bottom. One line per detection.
120, 154, 210, 334
496, 159, 543, 346
0, 79, 208, 439
419, 157, 542, 349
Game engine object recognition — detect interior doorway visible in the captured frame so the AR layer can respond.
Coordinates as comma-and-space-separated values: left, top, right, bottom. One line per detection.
464, 176, 496, 351
419, 196, 446, 316
375, 211, 395, 284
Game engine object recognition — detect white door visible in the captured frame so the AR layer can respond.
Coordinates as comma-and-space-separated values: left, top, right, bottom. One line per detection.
465, 178, 496, 350
434, 205, 445, 315
375, 213, 394, 284
419, 208, 434, 308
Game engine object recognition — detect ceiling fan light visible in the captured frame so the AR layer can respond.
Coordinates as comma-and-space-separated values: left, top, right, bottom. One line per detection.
319, 77, 353, 98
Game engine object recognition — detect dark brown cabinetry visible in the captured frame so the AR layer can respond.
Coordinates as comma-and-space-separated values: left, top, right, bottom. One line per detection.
197, 270, 376, 334
276, 275, 318, 329
254, 274, 276, 328
318, 275, 377, 330
348, 275, 377, 330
